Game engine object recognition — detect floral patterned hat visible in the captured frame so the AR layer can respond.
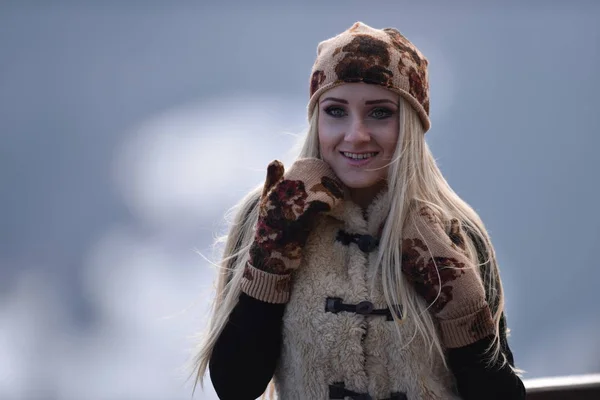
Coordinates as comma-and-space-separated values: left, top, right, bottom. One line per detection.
308, 22, 431, 132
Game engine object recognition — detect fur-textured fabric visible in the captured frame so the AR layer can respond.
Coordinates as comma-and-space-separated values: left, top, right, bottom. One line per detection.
273, 191, 461, 399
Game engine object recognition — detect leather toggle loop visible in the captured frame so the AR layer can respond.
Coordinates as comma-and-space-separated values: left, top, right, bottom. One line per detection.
325, 297, 344, 313
329, 382, 372, 400
329, 382, 407, 400
336, 230, 380, 253
325, 297, 403, 320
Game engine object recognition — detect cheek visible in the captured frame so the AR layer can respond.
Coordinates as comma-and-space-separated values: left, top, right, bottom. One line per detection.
317, 119, 337, 153
378, 123, 399, 154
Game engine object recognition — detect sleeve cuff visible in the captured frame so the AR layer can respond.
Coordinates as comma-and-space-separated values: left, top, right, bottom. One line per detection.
439, 305, 495, 348
240, 262, 291, 304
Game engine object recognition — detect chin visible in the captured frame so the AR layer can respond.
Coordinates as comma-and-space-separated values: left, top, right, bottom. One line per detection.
338, 174, 383, 190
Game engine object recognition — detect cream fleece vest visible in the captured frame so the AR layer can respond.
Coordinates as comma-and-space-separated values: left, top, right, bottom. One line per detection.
272, 192, 461, 400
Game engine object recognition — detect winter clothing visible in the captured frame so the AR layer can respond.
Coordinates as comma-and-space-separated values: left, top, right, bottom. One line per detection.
210, 294, 525, 400
308, 21, 431, 132
240, 158, 344, 304
268, 189, 458, 398
213, 183, 525, 399
209, 20, 526, 400
401, 206, 495, 348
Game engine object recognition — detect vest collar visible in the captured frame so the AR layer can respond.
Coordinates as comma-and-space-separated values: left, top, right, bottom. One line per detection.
329, 186, 391, 237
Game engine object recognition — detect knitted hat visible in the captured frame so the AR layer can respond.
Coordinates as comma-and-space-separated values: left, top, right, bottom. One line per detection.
308, 22, 431, 132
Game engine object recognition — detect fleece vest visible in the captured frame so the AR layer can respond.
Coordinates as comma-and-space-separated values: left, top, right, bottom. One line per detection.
272, 192, 461, 400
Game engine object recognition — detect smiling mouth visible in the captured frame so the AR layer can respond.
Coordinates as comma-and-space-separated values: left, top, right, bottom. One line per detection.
340, 151, 379, 160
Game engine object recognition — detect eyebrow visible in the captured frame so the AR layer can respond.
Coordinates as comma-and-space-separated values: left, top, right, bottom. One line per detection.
320, 97, 348, 104
320, 97, 398, 106
365, 99, 398, 106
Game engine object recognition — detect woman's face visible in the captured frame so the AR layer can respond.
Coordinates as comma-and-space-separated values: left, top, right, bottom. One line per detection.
317, 83, 399, 191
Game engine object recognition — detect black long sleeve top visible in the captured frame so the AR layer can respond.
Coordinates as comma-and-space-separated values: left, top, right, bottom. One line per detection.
208, 293, 526, 400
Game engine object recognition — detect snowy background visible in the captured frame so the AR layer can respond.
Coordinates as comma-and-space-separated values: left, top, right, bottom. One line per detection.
1, 1, 599, 399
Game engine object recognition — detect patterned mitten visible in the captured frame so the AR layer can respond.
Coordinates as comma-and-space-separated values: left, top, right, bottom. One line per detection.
240, 158, 344, 304
401, 205, 495, 348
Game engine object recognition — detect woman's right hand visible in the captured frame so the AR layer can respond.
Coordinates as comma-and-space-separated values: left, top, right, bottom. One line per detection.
241, 158, 344, 303
251, 158, 344, 274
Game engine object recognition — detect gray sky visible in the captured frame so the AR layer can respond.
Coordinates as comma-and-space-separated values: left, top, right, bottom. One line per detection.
1, 1, 599, 399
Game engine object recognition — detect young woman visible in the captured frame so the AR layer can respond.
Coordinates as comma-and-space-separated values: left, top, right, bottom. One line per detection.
193, 22, 526, 399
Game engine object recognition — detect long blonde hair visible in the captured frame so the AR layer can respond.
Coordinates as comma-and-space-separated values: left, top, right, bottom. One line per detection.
191, 95, 507, 392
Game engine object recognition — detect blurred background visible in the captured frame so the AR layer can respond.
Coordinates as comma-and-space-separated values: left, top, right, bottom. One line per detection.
1, 1, 599, 399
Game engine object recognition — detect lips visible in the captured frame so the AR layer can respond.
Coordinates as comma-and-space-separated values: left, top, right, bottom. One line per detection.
339, 151, 380, 168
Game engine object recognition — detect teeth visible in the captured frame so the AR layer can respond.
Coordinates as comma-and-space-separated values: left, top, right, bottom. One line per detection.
342, 152, 377, 160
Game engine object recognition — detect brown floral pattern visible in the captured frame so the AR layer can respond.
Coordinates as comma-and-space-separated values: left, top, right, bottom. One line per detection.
308, 22, 432, 131
250, 161, 344, 275
401, 237, 465, 313
402, 205, 495, 346
334, 35, 394, 88
408, 67, 429, 114
242, 264, 254, 281
384, 28, 430, 114
384, 29, 425, 68
310, 70, 326, 97
310, 176, 344, 201
447, 218, 467, 252
401, 206, 471, 312
417, 205, 439, 223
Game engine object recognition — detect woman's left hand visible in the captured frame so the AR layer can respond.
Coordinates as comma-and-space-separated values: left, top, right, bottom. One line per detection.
401, 205, 495, 348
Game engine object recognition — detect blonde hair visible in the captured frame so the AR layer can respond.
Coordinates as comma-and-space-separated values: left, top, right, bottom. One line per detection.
191, 95, 508, 393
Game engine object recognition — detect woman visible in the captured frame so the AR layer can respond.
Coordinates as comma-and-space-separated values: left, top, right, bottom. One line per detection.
193, 22, 526, 399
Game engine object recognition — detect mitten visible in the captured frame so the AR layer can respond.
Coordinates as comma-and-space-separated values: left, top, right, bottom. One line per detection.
401, 205, 495, 348
240, 158, 344, 304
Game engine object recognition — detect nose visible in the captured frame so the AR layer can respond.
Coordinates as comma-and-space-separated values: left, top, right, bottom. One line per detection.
344, 117, 370, 144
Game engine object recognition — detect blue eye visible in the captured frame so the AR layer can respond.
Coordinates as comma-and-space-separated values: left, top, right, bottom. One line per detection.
370, 107, 393, 119
324, 106, 346, 118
